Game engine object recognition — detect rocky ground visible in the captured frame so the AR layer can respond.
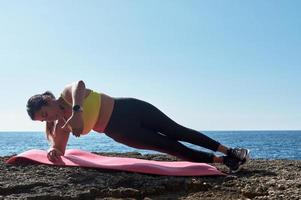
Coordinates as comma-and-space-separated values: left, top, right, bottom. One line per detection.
0, 152, 300, 200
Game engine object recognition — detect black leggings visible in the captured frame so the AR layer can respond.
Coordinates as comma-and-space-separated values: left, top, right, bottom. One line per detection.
104, 98, 221, 163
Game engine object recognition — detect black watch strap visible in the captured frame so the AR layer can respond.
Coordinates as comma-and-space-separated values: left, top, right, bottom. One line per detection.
72, 105, 83, 112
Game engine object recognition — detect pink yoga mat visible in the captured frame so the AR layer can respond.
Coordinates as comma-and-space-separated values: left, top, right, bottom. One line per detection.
6, 149, 225, 176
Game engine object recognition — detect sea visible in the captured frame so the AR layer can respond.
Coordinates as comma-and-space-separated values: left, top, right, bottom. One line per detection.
0, 131, 300, 160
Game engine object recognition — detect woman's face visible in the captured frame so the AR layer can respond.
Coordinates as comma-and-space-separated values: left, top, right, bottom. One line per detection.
34, 100, 60, 122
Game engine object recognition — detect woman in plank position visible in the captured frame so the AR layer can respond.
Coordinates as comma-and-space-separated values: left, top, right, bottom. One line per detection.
26, 80, 249, 173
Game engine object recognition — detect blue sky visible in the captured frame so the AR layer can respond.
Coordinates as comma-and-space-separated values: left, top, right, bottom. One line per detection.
0, 1, 300, 131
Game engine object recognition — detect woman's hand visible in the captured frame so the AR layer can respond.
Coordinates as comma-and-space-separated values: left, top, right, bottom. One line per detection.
61, 112, 83, 137
47, 148, 63, 162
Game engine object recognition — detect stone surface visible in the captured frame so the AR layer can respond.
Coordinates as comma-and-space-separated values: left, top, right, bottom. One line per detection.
1, 152, 300, 199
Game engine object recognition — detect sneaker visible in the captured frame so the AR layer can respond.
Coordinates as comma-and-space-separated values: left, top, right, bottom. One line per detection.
227, 147, 250, 165
222, 156, 241, 173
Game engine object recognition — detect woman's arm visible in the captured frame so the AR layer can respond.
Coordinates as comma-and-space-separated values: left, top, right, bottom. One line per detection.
61, 80, 87, 107
47, 119, 70, 161
51, 120, 70, 154
71, 80, 86, 107
61, 80, 87, 136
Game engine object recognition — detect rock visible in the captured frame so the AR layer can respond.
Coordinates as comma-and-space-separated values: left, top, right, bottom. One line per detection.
277, 184, 286, 190
1, 155, 301, 199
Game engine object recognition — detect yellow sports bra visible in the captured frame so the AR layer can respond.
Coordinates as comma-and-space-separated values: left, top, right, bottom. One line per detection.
61, 91, 101, 135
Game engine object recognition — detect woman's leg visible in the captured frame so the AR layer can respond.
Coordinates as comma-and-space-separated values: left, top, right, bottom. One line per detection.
104, 98, 248, 171
137, 100, 250, 168
104, 98, 218, 163
106, 125, 218, 163
137, 100, 225, 153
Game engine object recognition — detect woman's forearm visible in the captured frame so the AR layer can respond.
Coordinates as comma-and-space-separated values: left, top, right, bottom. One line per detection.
51, 127, 70, 155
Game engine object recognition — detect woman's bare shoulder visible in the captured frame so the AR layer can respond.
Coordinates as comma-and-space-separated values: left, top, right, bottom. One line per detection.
61, 81, 92, 100
60, 83, 73, 101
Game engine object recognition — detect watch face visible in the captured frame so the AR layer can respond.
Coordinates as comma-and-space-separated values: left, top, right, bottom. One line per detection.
73, 105, 81, 111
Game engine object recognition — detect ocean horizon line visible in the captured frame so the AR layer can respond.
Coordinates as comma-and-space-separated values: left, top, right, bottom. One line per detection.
0, 130, 300, 133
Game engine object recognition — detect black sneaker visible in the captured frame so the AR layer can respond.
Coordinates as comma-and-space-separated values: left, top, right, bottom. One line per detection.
222, 156, 241, 173
227, 147, 250, 164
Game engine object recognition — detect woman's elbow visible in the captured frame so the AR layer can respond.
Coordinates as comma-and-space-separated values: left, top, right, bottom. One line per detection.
78, 80, 85, 87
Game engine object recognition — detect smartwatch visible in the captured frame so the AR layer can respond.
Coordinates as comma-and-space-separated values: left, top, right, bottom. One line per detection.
72, 105, 83, 112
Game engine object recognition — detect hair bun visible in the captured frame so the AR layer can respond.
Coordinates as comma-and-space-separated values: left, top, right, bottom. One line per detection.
42, 91, 55, 99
